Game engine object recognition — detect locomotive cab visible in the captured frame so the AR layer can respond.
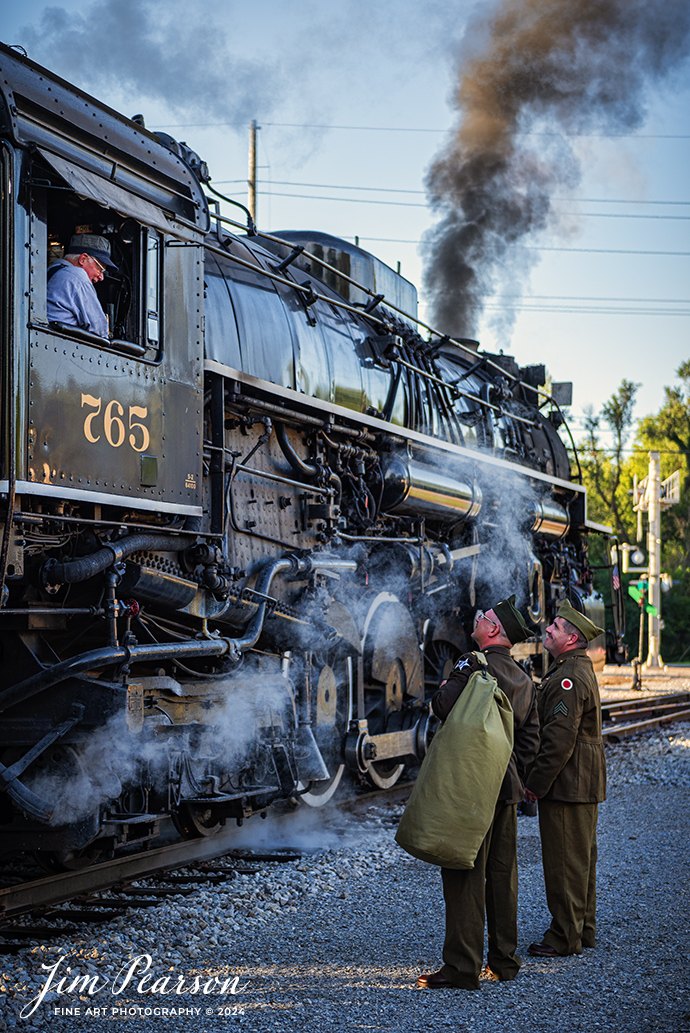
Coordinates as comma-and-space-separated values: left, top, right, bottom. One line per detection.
0, 62, 208, 516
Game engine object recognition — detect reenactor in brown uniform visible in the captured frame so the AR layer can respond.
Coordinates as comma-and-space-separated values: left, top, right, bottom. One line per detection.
524, 601, 606, 958
417, 596, 539, 990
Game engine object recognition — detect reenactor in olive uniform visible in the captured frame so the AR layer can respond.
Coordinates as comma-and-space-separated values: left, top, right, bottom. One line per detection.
417, 596, 539, 990
524, 602, 606, 958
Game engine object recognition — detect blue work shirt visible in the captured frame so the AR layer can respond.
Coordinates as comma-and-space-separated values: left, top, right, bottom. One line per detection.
46, 260, 109, 338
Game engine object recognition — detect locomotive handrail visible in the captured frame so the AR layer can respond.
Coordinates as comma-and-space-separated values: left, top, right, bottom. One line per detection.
10, 509, 220, 539
392, 354, 539, 429
207, 217, 580, 464
204, 234, 389, 327
207, 359, 586, 496
210, 209, 553, 394
211, 211, 414, 325
234, 463, 336, 496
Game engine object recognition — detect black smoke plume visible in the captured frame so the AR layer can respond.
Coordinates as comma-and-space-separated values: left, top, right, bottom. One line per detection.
422, 0, 690, 339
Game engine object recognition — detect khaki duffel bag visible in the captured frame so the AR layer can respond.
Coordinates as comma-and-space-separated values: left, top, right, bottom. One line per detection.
395, 653, 513, 869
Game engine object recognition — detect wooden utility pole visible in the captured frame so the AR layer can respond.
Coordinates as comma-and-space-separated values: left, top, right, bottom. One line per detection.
248, 120, 258, 222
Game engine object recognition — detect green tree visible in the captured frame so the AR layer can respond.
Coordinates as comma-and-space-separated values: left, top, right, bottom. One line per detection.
576, 370, 690, 662
628, 362, 690, 663
634, 360, 690, 571
580, 379, 639, 539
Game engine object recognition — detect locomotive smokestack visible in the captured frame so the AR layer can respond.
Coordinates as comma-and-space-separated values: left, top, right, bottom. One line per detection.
422, 0, 690, 340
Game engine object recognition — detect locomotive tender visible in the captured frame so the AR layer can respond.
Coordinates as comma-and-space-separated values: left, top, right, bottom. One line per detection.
0, 44, 624, 864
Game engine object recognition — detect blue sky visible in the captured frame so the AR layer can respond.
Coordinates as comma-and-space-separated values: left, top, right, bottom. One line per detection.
3, 0, 689, 448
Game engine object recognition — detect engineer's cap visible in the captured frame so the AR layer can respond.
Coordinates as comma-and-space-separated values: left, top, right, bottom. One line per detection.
557, 601, 605, 642
68, 233, 118, 270
493, 595, 531, 645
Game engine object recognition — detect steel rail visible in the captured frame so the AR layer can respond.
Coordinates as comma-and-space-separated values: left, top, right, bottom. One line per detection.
0, 828, 257, 919
0, 781, 414, 920
601, 692, 690, 741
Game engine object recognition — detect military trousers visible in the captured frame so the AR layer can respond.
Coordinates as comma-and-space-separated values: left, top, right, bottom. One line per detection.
440, 801, 521, 989
538, 799, 598, 955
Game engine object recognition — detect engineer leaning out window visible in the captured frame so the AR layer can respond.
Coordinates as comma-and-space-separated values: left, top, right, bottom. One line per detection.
46, 233, 118, 338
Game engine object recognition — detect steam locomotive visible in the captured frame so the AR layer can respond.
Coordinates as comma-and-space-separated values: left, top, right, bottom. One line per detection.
0, 43, 624, 866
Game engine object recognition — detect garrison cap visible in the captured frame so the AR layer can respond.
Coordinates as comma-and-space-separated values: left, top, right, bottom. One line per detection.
493, 595, 532, 645
67, 233, 118, 270
557, 601, 605, 642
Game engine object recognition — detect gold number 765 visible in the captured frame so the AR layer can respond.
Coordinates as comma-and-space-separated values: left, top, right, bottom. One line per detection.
81, 394, 151, 453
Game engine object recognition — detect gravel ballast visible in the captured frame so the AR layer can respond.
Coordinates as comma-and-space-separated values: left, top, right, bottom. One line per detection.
2, 721, 689, 1033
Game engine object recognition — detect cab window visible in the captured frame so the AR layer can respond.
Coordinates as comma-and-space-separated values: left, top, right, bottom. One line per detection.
29, 159, 163, 361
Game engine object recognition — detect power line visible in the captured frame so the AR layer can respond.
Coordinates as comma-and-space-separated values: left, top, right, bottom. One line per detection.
490, 295, 690, 302
260, 189, 426, 207
528, 247, 690, 256
216, 179, 425, 194
345, 238, 690, 256
258, 188, 690, 218
480, 301, 690, 315
215, 178, 690, 207
153, 121, 690, 139
560, 212, 690, 220
554, 197, 690, 206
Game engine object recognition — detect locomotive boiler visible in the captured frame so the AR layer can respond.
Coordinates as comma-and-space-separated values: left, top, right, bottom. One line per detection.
0, 43, 624, 866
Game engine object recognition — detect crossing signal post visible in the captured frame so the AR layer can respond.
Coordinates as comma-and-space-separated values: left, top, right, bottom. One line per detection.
632, 452, 681, 670
628, 578, 653, 689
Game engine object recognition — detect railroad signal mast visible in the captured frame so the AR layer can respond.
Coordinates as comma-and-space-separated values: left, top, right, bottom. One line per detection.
632, 452, 681, 669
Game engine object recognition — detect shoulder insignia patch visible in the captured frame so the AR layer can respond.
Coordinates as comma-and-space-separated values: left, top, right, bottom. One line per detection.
453, 658, 472, 672
561, 678, 573, 691
553, 700, 569, 717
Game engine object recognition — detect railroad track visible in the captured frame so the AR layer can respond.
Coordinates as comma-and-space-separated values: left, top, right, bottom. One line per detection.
0, 840, 313, 953
3, 700, 689, 939
0, 783, 408, 938
602, 691, 690, 742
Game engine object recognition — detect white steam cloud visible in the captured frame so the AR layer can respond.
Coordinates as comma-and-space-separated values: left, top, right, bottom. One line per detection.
25, 661, 293, 827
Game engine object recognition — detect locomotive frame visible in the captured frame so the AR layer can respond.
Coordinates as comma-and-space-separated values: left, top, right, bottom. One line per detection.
0, 43, 624, 866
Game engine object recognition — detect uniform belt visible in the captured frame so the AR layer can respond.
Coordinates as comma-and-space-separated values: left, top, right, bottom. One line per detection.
576, 734, 602, 744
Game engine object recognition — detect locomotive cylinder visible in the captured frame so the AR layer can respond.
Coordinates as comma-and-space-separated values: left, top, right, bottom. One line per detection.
381, 456, 482, 523
527, 498, 571, 539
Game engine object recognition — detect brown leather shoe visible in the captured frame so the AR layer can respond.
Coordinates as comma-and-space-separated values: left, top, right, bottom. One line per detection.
417, 970, 456, 989
527, 942, 562, 958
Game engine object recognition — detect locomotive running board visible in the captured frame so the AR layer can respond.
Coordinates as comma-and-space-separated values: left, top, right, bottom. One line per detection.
0, 479, 202, 516
205, 360, 586, 498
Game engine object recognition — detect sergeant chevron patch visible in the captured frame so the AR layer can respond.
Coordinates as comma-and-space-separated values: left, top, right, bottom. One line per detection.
553, 700, 569, 717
